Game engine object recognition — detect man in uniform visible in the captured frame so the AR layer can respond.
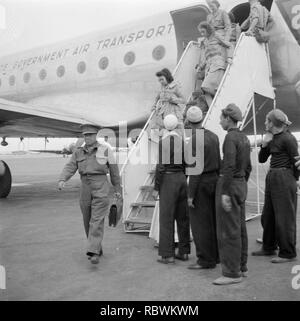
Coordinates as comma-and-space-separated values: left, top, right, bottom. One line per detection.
252, 110, 299, 263
214, 104, 252, 285
58, 124, 122, 264
185, 106, 221, 270
153, 114, 190, 264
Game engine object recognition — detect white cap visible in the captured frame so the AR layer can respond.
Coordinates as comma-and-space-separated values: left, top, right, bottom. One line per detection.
163, 114, 178, 131
187, 106, 203, 123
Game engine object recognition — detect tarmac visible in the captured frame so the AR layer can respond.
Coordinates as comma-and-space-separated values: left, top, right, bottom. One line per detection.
0, 155, 300, 301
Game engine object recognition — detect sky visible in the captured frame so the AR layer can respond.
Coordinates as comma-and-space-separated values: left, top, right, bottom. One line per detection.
0, 0, 202, 152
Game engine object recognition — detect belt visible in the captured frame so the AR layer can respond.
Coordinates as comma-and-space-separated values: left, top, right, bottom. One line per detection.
219, 174, 245, 179
81, 173, 106, 177
201, 170, 218, 176
164, 171, 184, 174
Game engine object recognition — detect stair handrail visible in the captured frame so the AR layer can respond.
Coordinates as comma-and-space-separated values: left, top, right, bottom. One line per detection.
120, 110, 155, 176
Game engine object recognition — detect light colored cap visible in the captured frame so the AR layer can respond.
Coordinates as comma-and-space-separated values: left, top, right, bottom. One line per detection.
187, 106, 203, 123
163, 114, 178, 131
267, 109, 292, 127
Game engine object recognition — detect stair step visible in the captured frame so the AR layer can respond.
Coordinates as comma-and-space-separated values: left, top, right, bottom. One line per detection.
140, 185, 154, 191
131, 201, 156, 207
124, 217, 152, 225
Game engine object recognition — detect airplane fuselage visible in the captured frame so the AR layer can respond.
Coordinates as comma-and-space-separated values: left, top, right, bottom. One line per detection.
0, 0, 299, 133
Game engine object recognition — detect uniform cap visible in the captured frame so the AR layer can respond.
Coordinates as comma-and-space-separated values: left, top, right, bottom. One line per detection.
187, 106, 203, 123
222, 103, 243, 122
267, 109, 292, 127
80, 124, 100, 135
163, 114, 178, 131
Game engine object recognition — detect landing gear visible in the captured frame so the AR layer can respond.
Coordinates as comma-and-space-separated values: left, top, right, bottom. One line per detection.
1, 137, 8, 147
0, 161, 12, 198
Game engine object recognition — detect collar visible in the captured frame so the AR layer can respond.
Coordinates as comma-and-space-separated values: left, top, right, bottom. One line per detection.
83, 142, 99, 153
162, 130, 181, 140
166, 81, 177, 89
228, 127, 240, 132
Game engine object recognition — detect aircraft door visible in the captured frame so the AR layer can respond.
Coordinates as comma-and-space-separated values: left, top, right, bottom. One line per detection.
170, 5, 209, 61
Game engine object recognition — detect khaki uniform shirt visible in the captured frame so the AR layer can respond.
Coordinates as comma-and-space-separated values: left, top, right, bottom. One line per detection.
59, 142, 121, 193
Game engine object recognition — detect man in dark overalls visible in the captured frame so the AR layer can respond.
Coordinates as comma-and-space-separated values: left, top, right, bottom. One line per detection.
252, 109, 299, 263
185, 106, 221, 270
213, 104, 252, 285
153, 114, 190, 264
58, 124, 122, 264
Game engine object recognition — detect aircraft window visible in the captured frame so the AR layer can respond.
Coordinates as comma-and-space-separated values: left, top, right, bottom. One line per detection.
77, 61, 86, 74
152, 45, 166, 61
57, 65, 65, 78
23, 72, 31, 83
9, 75, 15, 86
39, 69, 47, 80
124, 51, 135, 65
98, 57, 109, 70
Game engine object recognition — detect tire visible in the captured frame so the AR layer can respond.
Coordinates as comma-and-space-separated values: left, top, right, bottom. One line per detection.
0, 161, 12, 198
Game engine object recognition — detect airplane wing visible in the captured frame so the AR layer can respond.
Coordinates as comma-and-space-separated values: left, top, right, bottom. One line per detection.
0, 97, 95, 138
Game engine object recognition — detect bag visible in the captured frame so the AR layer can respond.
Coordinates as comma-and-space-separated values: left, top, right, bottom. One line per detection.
254, 28, 270, 43
108, 196, 123, 227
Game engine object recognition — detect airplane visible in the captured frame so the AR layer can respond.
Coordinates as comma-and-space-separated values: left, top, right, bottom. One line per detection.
0, 0, 300, 198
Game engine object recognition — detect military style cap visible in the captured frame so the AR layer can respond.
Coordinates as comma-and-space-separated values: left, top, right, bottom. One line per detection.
163, 114, 178, 131
267, 109, 292, 127
222, 104, 243, 122
80, 124, 100, 135
187, 106, 203, 123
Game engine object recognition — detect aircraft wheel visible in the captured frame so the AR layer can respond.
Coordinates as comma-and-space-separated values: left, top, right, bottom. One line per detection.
0, 161, 12, 198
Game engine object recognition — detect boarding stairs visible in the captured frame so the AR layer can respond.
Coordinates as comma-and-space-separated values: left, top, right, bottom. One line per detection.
120, 33, 275, 233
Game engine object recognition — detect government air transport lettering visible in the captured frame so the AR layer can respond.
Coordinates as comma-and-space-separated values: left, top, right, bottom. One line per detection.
0, 23, 173, 76
96, 23, 174, 50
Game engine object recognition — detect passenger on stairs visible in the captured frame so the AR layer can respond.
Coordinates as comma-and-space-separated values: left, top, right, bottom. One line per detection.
241, 0, 274, 41
227, 12, 241, 62
206, 0, 231, 42
197, 22, 231, 108
152, 114, 190, 264
183, 92, 208, 128
150, 68, 186, 141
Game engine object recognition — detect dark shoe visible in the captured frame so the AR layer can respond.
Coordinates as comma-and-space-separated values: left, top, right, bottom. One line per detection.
157, 257, 175, 264
87, 250, 103, 260
90, 254, 100, 264
252, 249, 276, 256
271, 257, 297, 264
175, 253, 189, 261
188, 263, 216, 270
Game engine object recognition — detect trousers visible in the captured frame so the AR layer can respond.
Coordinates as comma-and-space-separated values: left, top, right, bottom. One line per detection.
80, 175, 110, 255
159, 172, 190, 257
262, 169, 297, 258
216, 177, 248, 278
189, 173, 219, 266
